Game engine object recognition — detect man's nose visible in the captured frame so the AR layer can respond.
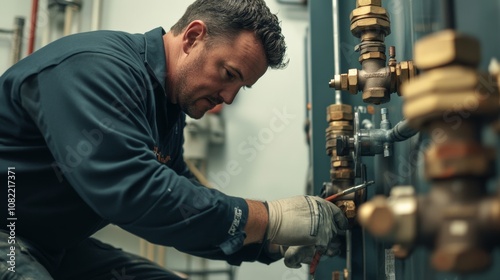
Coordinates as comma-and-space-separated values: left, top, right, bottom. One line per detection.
219, 89, 239, 105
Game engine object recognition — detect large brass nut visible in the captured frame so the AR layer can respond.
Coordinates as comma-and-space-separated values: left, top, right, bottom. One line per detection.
328, 123, 354, 132
414, 30, 480, 70
388, 186, 417, 244
402, 67, 500, 127
350, 6, 389, 19
396, 60, 416, 95
341, 73, 348, 90
399, 61, 410, 81
357, 0, 381, 7
348, 69, 359, 94
358, 196, 395, 236
403, 66, 478, 99
328, 104, 353, 113
403, 90, 499, 128
328, 111, 354, 122
351, 18, 391, 37
362, 87, 389, 104
359, 52, 387, 63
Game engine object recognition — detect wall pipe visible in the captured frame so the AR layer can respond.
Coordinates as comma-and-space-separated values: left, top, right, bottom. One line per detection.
91, 0, 102, 31
28, 0, 39, 55
332, 0, 342, 104
63, 4, 74, 36
11, 17, 25, 65
386, 119, 419, 143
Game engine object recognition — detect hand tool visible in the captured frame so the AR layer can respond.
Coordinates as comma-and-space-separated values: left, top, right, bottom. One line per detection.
309, 180, 375, 279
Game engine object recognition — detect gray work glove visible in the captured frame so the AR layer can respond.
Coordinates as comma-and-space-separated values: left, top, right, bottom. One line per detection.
266, 196, 348, 268
282, 239, 343, 268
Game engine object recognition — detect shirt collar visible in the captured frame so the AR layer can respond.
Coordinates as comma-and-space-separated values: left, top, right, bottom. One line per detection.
144, 27, 167, 93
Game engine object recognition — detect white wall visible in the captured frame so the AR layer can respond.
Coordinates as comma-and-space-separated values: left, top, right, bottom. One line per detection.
1, 1, 310, 279
0, 0, 31, 73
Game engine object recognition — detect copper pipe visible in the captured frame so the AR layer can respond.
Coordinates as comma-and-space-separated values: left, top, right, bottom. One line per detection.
28, 0, 39, 55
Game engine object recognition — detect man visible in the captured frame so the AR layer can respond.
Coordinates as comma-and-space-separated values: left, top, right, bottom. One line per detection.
0, 0, 347, 279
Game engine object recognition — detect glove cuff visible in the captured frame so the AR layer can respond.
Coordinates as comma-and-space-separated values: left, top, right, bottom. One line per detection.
262, 201, 269, 242
253, 201, 270, 259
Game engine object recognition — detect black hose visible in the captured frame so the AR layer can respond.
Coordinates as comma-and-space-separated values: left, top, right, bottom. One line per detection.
388, 119, 419, 142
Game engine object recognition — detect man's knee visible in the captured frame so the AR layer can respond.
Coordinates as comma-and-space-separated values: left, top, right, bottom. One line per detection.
0, 231, 53, 279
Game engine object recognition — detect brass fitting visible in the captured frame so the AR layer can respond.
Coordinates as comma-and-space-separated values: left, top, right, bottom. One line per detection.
336, 200, 357, 220
358, 186, 417, 243
329, 0, 415, 104
350, 5, 391, 39
356, 0, 381, 7
370, 29, 500, 274
358, 195, 394, 236
325, 104, 360, 222
414, 29, 480, 69
403, 31, 495, 128
358, 52, 386, 63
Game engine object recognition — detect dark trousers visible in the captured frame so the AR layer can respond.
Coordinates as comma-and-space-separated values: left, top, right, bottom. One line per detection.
0, 230, 185, 280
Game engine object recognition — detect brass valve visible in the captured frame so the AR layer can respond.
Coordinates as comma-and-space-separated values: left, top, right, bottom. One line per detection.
329, 0, 416, 104
358, 186, 417, 244
351, 0, 390, 41
358, 29, 500, 274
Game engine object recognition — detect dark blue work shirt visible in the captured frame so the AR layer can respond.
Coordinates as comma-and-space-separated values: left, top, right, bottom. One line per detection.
0, 27, 272, 268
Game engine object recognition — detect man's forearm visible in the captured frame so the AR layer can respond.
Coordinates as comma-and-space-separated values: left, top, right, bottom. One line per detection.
243, 200, 268, 245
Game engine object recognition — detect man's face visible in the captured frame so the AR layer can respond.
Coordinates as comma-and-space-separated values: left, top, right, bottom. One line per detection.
172, 31, 268, 119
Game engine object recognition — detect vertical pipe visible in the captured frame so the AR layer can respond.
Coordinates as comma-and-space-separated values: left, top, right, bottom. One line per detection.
11, 17, 25, 65
28, 0, 39, 55
91, 0, 102, 31
362, 228, 367, 280
63, 5, 74, 36
345, 229, 352, 280
332, 0, 342, 104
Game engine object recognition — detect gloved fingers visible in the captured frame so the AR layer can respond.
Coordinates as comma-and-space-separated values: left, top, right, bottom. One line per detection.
324, 238, 342, 257
331, 204, 349, 231
283, 245, 322, 269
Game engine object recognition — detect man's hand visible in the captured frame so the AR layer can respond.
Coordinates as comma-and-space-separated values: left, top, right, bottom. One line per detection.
283, 238, 343, 268
266, 196, 348, 268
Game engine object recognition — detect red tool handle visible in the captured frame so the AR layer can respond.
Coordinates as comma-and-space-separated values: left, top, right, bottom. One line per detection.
309, 250, 322, 277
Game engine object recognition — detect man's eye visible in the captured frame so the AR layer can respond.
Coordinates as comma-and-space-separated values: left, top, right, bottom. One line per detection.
226, 70, 235, 79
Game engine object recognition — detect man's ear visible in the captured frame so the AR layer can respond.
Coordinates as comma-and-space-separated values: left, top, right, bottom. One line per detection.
182, 20, 207, 54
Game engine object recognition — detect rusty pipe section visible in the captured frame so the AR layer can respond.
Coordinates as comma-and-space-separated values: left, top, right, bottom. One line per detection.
329, 0, 416, 104
358, 29, 500, 274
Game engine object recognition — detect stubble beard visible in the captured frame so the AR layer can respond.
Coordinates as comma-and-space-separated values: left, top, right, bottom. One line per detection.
175, 58, 205, 120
